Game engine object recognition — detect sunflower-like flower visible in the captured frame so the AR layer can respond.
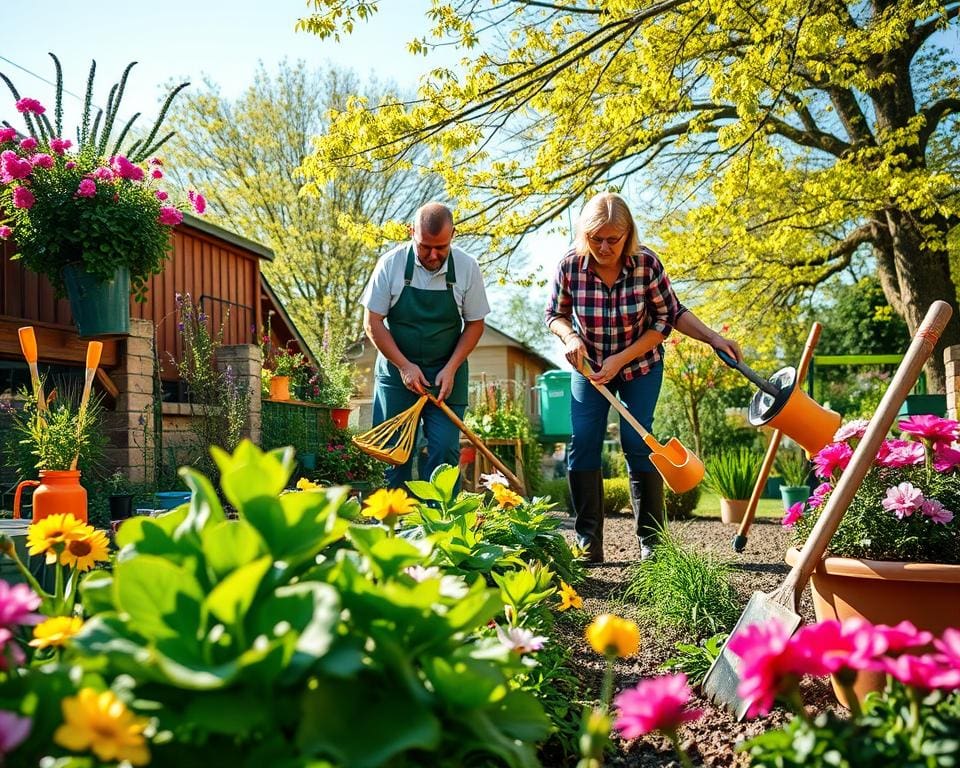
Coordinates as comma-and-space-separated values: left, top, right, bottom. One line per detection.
296, 477, 320, 491
490, 483, 523, 510
53, 688, 150, 766
30, 616, 84, 649
362, 488, 418, 522
26, 514, 92, 564
586, 613, 641, 658
58, 529, 110, 572
557, 580, 583, 611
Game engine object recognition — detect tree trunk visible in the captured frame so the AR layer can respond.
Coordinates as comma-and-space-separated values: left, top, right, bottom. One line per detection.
873, 209, 959, 393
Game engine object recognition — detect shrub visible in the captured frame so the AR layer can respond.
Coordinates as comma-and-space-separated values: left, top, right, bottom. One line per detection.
603, 477, 631, 515
703, 447, 763, 500
775, 449, 810, 488
540, 477, 571, 513
665, 485, 701, 520
601, 449, 628, 478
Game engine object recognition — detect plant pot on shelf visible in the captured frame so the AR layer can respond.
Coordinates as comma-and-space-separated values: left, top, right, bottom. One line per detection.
780, 484, 811, 512
269, 375, 291, 401
300, 452, 317, 471
109, 494, 134, 521
719, 498, 749, 525
784, 547, 960, 707
330, 407, 351, 429
13, 470, 88, 523
62, 264, 131, 337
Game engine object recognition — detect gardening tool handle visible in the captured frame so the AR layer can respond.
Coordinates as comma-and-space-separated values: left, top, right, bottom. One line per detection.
424, 393, 525, 493
778, 302, 953, 609
70, 341, 103, 471
737, 323, 823, 546
574, 359, 658, 446
13, 480, 40, 520
715, 349, 780, 397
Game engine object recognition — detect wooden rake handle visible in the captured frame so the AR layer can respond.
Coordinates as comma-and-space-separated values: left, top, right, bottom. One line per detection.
425, 393, 525, 493
70, 341, 103, 471
737, 322, 822, 542
777, 302, 953, 610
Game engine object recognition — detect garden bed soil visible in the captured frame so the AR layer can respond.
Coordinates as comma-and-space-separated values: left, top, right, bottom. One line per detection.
554, 509, 838, 767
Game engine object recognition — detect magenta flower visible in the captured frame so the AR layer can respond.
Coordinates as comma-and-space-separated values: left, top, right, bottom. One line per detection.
613, 674, 703, 738
871, 620, 934, 653
881, 482, 924, 519
781, 501, 804, 528
808, 482, 832, 508
65, 160, 76, 169
30, 153, 53, 169
158, 206, 183, 226
727, 621, 804, 717
11, 186, 34, 210
834, 419, 870, 443
92, 166, 115, 181
151, 168, 163, 179
15, 97, 45, 114
813, 442, 853, 480
934, 628, 960, 666
875, 439, 925, 468
881, 652, 960, 690
0, 581, 41, 627
0, 226, 11, 240
1, 151, 33, 182
0, 127, 16, 143
109, 154, 145, 181
189, 189, 206, 214
48, 137, 72, 154
0, 710, 31, 755
18, 137, 37, 152
933, 443, 960, 472
76, 178, 97, 198
898, 415, 960, 445
790, 620, 861, 674
920, 498, 954, 525
155, 189, 169, 201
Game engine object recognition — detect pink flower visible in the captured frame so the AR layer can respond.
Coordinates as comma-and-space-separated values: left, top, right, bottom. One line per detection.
158, 206, 183, 226
110, 154, 144, 181
11, 186, 34, 209
65, 160, 76, 169
899, 415, 960, 445
882, 653, 960, 690
92, 166, 115, 181
875, 439, 925, 468
0, 581, 41, 627
808, 482, 832, 509
781, 501, 804, 528
790, 620, 860, 674
0, 127, 16, 143
151, 168, 163, 179
30, 153, 53, 169
727, 621, 804, 717
15, 98, 45, 114
613, 674, 703, 738
881, 481, 924, 519
0, 627, 23, 669
933, 443, 960, 473
813, 442, 853, 480
871, 620, 934, 653
48, 137, 72, 154
0, 226, 11, 240
0, 710, 31, 755
495, 625, 547, 654
75, 178, 97, 198
155, 189, 169, 201
1, 150, 33, 182
934, 628, 960, 666
920, 498, 954, 524
18, 137, 37, 151
834, 419, 870, 443
189, 189, 206, 214
149, 157, 164, 166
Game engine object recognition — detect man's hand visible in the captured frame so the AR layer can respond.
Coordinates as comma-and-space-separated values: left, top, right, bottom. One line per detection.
434, 365, 456, 401
399, 362, 430, 394
709, 333, 743, 364
587, 353, 625, 386
563, 334, 587, 372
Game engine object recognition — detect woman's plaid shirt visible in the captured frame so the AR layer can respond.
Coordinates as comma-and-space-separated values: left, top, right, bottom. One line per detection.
545, 246, 687, 380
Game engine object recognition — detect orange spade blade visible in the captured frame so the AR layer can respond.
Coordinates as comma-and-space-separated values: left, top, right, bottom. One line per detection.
18, 327, 37, 363
85, 341, 104, 370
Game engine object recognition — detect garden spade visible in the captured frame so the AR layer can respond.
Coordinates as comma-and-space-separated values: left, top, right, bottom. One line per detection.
69, 341, 103, 471
702, 300, 953, 720
17, 326, 47, 412
733, 322, 822, 553
576, 359, 704, 493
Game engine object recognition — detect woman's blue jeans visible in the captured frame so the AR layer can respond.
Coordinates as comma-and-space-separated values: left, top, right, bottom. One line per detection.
568, 362, 664, 474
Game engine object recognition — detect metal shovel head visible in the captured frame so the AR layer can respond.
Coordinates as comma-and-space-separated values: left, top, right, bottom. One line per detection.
649, 437, 705, 493
701, 591, 802, 721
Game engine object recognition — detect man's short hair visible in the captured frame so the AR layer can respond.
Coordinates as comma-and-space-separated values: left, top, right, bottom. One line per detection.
415, 202, 454, 236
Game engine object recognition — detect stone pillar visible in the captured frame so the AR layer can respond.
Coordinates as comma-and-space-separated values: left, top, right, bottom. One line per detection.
104, 319, 156, 483
945, 345, 960, 421
216, 343, 262, 445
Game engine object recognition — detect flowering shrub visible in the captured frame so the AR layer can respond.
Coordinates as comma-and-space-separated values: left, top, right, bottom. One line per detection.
0, 56, 201, 299
787, 415, 960, 563
309, 426, 386, 486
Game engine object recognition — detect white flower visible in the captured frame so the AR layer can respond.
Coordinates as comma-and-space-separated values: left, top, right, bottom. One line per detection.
404, 565, 441, 582
480, 470, 510, 490
495, 624, 547, 655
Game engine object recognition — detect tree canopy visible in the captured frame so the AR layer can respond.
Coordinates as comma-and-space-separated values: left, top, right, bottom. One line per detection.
298, 0, 960, 390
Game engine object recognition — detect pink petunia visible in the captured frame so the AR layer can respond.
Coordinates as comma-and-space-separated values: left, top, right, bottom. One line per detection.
933, 443, 960, 473
110, 154, 144, 181
881, 482, 925, 519
781, 501, 804, 528
158, 206, 184, 226
75, 178, 97, 198
813, 442, 853, 480
875, 439, 926, 469
808, 482, 832, 509
18, 137, 37, 151
881, 653, 960, 690
155, 189, 168, 201
613, 674, 703, 738
871, 620, 934, 653
920, 498, 954, 525
0, 127, 16, 143
0, 226, 11, 240
30, 153, 53, 169
14, 98, 45, 114
188, 189, 206, 214
898, 415, 960, 445
0, 581, 41, 627
0, 710, 31, 754
834, 419, 870, 443
11, 186, 34, 210
48, 137, 72, 154
934, 628, 960, 667
727, 621, 805, 718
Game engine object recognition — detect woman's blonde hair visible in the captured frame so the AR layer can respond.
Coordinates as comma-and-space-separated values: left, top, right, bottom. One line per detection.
573, 192, 639, 259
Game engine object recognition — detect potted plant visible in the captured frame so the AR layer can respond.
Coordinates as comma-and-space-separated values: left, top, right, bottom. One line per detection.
703, 448, 763, 524
311, 427, 385, 491
785, 415, 960, 703
267, 347, 305, 401
0, 55, 202, 336
104, 469, 135, 521
316, 332, 356, 427
774, 449, 811, 511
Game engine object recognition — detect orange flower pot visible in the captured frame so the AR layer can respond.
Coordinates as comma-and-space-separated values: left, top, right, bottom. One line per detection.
331, 407, 351, 429
269, 375, 291, 401
14, 470, 88, 523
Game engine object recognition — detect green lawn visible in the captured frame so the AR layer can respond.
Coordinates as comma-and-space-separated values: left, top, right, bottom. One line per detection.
693, 489, 785, 520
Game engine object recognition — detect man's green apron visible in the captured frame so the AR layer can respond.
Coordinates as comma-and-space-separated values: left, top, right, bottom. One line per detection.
374, 246, 469, 409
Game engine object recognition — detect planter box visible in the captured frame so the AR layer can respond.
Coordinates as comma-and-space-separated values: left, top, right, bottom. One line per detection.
897, 394, 946, 417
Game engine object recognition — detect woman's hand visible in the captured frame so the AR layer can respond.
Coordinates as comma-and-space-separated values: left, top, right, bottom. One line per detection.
709, 332, 742, 364
587, 353, 624, 386
563, 334, 588, 372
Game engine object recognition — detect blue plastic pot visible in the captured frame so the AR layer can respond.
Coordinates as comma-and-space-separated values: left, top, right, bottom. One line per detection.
154, 491, 192, 510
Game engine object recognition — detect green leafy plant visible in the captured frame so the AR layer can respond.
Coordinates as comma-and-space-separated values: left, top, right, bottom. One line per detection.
703, 447, 763, 500
309, 426, 385, 487
315, 330, 356, 408
665, 485, 701, 520
623, 525, 740, 639
775, 449, 810, 488
104, 469, 134, 496
660, 631, 727, 685
270, 346, 305, 377
0, 54, 198, 300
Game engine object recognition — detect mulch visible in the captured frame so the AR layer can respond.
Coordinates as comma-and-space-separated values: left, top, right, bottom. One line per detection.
551, 506, 840, 767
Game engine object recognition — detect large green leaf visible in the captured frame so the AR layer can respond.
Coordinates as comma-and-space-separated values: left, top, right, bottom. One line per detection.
205, 555, 273, 627
213, 440, 295, 510
405, 480, 442, 502
114, 555, 205, 641
201, 520, 266, 580
78, 569, 114, 615
430, 463, 460, 503
422, 655, 507, 709
254, 582, 340, 665
487, 689, 551, 743
176, 465, 227, 538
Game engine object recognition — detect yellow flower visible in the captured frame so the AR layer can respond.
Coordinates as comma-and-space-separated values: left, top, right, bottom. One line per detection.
26, 514, 92, 563
362, 488, 418, 521
490, 483, 523, 509
296, 477, 320, 491
54, 688, 150, 766
59, 528, 110, 572
557, 580, 583, 611
30, 616, 84, 649
586, 614, 641, 658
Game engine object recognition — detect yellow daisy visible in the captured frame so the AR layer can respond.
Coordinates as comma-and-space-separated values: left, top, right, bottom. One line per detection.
296, 477, 320, 491
557, 580, 583, 611
361, 488, 418, 522
490, 483, 523, 510
54, 688, 150, 766
26, 514, 92, 563
30, 615, 84, 649
585, 614, 641, 658
59, 528, 110, 572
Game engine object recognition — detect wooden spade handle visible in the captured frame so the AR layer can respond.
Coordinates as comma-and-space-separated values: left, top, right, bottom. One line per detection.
70, 341, 104, 471
777, 302, 953, 610
575, 358, 659, 447
425, 393, 525, 493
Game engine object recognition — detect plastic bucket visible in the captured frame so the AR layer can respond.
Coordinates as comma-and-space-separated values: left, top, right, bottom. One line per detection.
154, 491, 192, 510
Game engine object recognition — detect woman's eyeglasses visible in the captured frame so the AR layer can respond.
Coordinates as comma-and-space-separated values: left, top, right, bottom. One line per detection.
587, 233, 625, 246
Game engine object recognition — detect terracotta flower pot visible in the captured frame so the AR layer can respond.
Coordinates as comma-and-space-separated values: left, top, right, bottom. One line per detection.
269, 375, 291, 401
720, 498, 749, 525
784, 547, 960, 706
331, 407, 351, 429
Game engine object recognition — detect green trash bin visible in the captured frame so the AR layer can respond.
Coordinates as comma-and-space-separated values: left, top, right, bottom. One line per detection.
536, 370, 573, 442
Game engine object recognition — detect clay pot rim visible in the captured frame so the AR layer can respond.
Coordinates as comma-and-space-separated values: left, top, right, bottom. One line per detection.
785, 546, 960, 583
